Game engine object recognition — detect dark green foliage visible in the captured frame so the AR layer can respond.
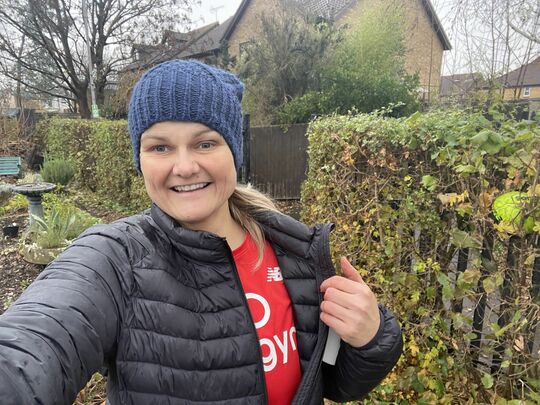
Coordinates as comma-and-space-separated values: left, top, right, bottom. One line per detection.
277, 2, 420, 124
41, 159, 75, 185
238, 9, 343, 125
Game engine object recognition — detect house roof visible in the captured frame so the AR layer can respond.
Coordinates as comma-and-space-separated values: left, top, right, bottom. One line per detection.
178, 16, 234, 58
224, 0, 451, 50
439, 73, 485, 97
498, 56, 540, 87
127, 22, 220, 70
287, 0, 357, 20
420, 0, 451, 51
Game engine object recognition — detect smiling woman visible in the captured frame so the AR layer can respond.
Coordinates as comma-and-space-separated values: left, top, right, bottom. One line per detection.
0, 60, 403, 405
139, 122, 240, 238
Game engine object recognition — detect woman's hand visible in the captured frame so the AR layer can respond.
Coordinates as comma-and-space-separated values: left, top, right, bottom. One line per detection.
320, 257, 381, 348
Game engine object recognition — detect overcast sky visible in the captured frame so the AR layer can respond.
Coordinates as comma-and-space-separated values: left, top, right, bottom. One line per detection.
190, 0, 243, 26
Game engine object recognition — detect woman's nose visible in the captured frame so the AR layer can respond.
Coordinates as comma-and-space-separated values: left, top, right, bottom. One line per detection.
171, 150, 200, 177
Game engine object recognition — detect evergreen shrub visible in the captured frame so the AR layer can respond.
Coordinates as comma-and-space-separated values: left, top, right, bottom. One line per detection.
302, 109, 540, 403
41, 159, 75, 185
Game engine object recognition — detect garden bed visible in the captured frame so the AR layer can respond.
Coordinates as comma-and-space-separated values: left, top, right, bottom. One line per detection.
0, 211, 43, 311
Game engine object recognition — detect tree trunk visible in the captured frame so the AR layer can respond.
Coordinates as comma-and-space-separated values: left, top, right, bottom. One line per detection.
78, 90, 91, 118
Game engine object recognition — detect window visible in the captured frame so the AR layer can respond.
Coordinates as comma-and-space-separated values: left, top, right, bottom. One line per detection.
523, 87, 531, 97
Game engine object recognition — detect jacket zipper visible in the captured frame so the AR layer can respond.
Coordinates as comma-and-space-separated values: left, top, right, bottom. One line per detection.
291, 223, 335, 405
223, 240, 269, 405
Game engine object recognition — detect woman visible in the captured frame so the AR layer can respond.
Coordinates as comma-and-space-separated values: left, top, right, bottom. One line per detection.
0, 60, 402, 404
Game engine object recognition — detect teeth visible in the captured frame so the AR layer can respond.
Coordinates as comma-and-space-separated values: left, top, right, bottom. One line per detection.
172, 183, 208, 192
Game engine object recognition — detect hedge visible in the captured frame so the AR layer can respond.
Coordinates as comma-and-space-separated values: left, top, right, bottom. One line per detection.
301, 109, 540, 403
38, 117, 150, 212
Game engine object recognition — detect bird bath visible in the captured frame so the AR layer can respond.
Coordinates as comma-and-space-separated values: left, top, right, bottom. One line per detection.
11, 182, 56, 227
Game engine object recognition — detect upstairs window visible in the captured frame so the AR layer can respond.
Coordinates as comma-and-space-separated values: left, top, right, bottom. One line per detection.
523, 87, 531, 97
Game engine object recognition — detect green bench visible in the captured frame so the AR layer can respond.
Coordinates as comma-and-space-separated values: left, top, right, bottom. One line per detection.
0, 157, 22, 177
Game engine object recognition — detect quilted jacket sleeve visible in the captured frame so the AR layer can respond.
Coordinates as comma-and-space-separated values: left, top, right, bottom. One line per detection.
322, 304, 403, 402
0, 225, 132, 405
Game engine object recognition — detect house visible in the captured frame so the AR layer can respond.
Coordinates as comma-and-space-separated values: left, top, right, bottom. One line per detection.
0, 92, 69, 113
225, 0, 451, 100
439, 73, 485, 101
127, 22, 232, 71
497, 56, 540, 101
130, 0, 451, 100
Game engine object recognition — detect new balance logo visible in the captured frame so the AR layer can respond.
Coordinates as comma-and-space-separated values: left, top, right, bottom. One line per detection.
267, 267, 283, 282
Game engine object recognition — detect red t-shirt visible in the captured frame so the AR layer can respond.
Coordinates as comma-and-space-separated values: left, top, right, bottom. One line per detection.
233, 233, 301, 404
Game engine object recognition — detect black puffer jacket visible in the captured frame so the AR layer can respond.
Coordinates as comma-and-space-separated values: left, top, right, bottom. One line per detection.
0, 205, 402, 404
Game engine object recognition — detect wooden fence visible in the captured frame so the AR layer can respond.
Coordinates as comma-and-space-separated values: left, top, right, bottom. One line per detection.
241, 122, 308, 199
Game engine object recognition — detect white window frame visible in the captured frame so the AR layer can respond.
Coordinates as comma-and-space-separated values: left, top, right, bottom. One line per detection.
523, 87, 531, 97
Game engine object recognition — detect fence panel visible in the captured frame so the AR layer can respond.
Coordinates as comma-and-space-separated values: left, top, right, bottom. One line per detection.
248, 124, 308, 199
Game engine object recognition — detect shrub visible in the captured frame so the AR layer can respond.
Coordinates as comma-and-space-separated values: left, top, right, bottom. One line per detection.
41, 117, 150, 213
238, 9, 342, 125
41, 159, 75, 185
276, 1, 419, 125
31, 208, 75, 248
0, 193, 27, 216
28, 195, 101, 248
17, 172, 42, 184
302, 109, 539, 403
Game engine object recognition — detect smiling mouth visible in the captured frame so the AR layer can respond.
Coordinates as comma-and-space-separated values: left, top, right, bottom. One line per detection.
171, 182, 210, 193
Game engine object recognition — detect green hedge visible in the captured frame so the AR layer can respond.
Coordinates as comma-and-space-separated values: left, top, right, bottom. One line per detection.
38, 117, 150, 212
301, 109, 540, 403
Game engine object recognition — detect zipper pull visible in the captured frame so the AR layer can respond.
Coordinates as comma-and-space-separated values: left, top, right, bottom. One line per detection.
322, 328, 341, 365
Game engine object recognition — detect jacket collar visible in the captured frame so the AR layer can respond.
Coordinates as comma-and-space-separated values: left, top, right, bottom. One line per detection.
148, 203, 320, 260
149, 203, 230, 262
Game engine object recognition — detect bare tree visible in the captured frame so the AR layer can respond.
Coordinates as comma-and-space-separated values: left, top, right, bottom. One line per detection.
0, 0, 198, 117
507, 0, 540, 44
437, 0, 539, 94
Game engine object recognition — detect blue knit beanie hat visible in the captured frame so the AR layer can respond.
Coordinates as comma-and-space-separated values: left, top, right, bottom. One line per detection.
128, 59, 244, 171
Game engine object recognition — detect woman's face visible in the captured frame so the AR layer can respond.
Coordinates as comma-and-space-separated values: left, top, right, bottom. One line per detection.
140, 121, 237, 232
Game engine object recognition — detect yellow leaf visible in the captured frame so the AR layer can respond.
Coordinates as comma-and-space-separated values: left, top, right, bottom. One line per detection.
457, 190, 469, 203
525, 254, 536, 266
438, 193, 458, 206
438, 191, 469, 206
529, 184, 540, 196
479, 191, 494, 210
493, 221, 518, 238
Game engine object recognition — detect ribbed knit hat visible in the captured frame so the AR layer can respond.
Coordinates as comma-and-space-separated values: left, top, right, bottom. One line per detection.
128, 59, 244, 171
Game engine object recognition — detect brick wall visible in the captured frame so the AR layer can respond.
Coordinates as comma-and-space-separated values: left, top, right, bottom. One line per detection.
401, 0, 444, 100
228, 0, 281, 59
503, 86, 540, 100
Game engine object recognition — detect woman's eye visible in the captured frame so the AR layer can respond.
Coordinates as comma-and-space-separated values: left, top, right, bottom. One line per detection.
152, 145, 168, 152
198, 142, 214, 150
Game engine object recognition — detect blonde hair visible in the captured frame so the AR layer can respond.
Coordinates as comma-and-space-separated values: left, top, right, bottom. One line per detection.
229, 184, 280, 269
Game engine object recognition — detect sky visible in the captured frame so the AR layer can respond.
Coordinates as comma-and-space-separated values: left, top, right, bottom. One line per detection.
190, 0, 243, 27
